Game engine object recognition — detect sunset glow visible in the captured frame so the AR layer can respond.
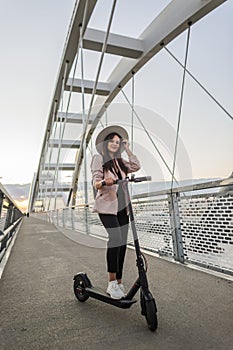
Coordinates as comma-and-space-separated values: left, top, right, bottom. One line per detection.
14, 199, 28, 213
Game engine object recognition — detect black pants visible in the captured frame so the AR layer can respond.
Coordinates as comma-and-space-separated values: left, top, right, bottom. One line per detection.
99, 209, 129, 280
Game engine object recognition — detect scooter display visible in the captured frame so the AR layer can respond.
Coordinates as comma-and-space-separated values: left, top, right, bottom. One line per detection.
73, 175, 158, 331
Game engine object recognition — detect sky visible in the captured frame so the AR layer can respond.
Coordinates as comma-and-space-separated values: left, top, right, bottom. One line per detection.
0, 0, 76, 184
0, 0, 232, 186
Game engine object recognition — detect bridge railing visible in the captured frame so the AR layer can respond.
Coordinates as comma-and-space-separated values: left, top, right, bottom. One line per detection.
0, 183, 23, 262
33, 178, 233, 276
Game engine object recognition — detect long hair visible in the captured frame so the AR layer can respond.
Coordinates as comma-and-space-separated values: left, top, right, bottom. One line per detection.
102, 132, 128, 175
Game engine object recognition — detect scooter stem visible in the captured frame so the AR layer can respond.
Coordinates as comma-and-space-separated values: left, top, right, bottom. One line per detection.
123, 180, 150, 293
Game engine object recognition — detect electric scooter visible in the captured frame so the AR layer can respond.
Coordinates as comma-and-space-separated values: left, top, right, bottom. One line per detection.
73, 175, 158, 331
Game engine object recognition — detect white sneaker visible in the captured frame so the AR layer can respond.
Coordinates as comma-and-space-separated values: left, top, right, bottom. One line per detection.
106, 280, 125, 299
118, 283, 126, 296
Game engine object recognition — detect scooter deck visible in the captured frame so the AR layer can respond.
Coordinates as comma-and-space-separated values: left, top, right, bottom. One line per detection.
85, 286, 137, 309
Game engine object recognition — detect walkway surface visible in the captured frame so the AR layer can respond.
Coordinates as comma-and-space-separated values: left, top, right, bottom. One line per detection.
0, 217, 232, 350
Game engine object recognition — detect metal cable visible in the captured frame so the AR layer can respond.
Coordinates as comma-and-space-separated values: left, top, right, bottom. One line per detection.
121, 89, 180, 187
48, 61, 69, 210
54, 61, 69, 210
131, 73, 135, 153
164, 46, 233, 122
70, 0, 117, 205
38, 99, 57, 205
171, 25, 191, 190
54, 37, 82, 208
43, 101, 58, 206
130, 74, 135, 196
86, 0, 117, 126
105, 104, 108, 126
80, 24, 88, 205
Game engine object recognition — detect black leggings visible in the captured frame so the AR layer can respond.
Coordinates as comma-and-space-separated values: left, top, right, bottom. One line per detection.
99, 209, 129, 280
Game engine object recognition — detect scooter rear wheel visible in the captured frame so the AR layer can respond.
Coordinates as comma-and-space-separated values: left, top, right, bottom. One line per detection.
73, 275, 89, 302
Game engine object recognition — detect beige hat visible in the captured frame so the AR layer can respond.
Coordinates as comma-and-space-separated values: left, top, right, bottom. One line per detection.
95, 125, 129, 154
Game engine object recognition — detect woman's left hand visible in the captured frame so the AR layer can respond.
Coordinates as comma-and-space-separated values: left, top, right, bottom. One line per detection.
122, 139, 130, 151
122, 139, 133, 156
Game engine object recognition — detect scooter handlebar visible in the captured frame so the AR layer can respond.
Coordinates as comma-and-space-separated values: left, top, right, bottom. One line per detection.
101, 176, 151, 186
132, 176, 152, 183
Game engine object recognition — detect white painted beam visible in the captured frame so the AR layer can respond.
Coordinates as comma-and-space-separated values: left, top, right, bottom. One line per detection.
48, 139, 80, 149
57, 112, 94, 124
44, 163, 75, 171
83, 28, 143, 58
36, 194, 63, 199
39, 186, 70, 192
65, 78, 110, 96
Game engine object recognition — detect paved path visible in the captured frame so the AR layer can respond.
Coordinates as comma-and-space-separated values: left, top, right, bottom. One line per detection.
0, 217, 232, 350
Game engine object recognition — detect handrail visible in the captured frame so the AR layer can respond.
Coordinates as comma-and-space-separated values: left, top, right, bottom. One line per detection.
0, 182, 23, 263
0, 217, 22, 262
132, 177, 233, 200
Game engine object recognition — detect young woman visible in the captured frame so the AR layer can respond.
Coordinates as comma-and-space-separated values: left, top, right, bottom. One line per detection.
91, 125, 140, 299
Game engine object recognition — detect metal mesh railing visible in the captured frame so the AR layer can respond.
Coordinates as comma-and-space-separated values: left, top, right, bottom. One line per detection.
179, 194, 233, 273
131, 199, 173, 257
0, 183, 23, 262
0, 207, 8, 232
33, 178, 233, 276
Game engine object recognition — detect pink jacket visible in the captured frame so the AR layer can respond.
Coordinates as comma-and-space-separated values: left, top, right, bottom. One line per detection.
91, 153, 141, 215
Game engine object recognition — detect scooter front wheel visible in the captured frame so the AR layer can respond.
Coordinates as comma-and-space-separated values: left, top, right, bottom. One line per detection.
73, 274, 89, 302
141, 291, 158, 331
145, 298, 158, 331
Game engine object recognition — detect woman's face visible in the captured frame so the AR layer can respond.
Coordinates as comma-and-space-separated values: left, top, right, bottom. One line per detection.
107, 134, 121, 154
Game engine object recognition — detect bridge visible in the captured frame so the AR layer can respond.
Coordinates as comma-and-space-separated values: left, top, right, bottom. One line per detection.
0, 1, 233, 349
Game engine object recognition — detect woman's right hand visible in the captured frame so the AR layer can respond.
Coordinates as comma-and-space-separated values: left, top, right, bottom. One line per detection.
96, 177, 114, 189
104, 177, 114, 186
